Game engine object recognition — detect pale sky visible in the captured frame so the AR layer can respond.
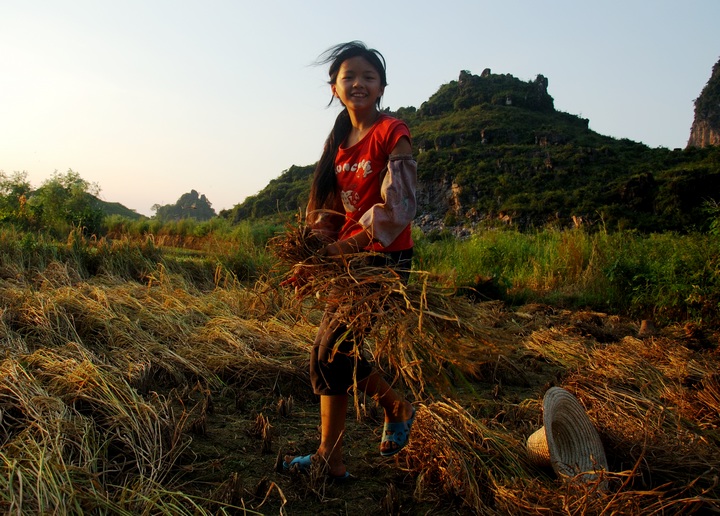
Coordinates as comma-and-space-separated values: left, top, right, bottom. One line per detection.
2, 1, 718, 217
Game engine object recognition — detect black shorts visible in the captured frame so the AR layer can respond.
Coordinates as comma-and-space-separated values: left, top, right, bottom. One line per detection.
309, 249, 413, 396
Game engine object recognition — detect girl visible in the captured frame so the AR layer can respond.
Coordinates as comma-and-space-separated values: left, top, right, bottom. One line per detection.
283, 41, 417, 480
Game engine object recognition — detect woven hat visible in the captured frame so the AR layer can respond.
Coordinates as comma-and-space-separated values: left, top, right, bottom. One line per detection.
526, 387, 608, 483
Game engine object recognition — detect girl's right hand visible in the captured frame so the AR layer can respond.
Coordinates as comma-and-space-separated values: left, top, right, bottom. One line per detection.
280, 263, 312, 292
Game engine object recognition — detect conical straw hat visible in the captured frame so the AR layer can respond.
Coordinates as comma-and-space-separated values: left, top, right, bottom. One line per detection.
526, 427, 551, 467
526, 387, 608, 483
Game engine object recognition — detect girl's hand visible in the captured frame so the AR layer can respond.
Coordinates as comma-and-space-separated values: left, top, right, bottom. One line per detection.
318, 242, 341, 257
280, 263, 312, 291
319, 232, 372, 257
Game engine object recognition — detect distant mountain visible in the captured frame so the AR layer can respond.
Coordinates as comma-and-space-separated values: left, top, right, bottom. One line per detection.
91, 190, 218, 222
152, 189, 216, 222
222, 66, 720, 233
688, 56, 720, 148
218, 165, 313, 223
91, 195, 143, 220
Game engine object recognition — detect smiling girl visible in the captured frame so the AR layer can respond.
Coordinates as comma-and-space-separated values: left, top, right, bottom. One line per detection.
283, 41, 417, 480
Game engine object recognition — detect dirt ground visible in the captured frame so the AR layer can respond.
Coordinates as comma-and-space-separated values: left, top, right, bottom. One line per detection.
188, 389, 450, 515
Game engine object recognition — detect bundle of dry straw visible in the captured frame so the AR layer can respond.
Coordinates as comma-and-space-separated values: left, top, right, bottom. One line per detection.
271, 223, 507, 396
403, 400, 531, 514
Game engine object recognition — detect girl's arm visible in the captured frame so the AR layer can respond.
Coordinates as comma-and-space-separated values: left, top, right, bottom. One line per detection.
389, 136, 412, 156
321, 230, 372, 256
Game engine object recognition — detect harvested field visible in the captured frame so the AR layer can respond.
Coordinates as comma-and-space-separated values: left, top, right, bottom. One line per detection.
0, 252, 718, 514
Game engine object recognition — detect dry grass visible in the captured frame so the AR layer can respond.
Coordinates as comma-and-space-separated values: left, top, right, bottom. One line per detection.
521, 327, 720, 513
271, 224, 510, 397
0, 235, 718, 514
402, 399, 532, 514
0, 260, 309, 514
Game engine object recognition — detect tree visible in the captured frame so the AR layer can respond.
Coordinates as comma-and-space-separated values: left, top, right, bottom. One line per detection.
0, 171, 33, 227
26, 170, 105, 236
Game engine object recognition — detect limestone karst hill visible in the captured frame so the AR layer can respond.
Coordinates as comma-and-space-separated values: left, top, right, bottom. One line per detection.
222, 65, 720, 233
688, 56, 720, 148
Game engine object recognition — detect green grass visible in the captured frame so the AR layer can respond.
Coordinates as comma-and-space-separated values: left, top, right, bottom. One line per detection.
413, 227, 720, 325
2, 223, 718, 326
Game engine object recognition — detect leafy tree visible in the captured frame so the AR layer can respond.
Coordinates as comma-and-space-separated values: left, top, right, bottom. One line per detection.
704, 199, 720, 235
26, 170, 105, 236
0, 171, 32, 227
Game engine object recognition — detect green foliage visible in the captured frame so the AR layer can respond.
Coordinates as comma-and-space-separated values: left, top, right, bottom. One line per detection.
0, 227, 60, 270
92, 198, 143, 220
603, 232, 720, 322
413, 227, 720, 325
3, 222, 717, 327
0, 227, 162, 283
19, 170, 106, 237
194, 220, 278, 281
0, 171, 32, 228
191, 217, 232, 238
410, 103, 720, 231
103, 216, 164, 238
415, 70, 555, 118
703, 199, 720, 235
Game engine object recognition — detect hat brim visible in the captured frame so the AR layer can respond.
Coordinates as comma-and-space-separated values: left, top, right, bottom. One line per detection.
543, 387, 607, 478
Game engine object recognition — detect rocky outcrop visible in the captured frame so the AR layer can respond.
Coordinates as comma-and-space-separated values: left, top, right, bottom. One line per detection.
687, 57, 720, 148
688, 120, 720, 148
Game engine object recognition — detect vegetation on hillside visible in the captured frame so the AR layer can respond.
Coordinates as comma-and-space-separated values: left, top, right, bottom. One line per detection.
152, 189, 216, 222
220, 164, 314, 224
223, 69, 720, 233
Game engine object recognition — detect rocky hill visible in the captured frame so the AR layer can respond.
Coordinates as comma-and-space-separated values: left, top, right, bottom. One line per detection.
222, 66, 720, 234
688, 57, 720, 148
152, 189, 216, 222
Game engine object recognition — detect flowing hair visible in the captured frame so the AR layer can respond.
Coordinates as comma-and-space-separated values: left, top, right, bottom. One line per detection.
307, 42, 388, 218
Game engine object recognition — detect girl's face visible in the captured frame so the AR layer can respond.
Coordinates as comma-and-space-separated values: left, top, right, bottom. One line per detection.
332, 56, 384, 113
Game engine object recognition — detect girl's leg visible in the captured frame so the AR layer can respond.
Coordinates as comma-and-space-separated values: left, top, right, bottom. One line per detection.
284, 394, 348, 477
317, 394, 348, 476
356, 371, 414, 455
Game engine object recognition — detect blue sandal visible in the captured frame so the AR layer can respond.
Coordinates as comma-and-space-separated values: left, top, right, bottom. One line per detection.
282, 454, 351, 480
380, 406, 416, 457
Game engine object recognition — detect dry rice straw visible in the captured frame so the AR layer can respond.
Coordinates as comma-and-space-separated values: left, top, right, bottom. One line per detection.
270, 223, 508, 395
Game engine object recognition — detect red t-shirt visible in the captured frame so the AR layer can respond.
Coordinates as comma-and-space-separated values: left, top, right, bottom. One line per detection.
335, 114, 413, 252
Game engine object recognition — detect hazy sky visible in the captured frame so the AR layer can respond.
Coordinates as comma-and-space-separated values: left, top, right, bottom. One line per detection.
2, 1, 719, 217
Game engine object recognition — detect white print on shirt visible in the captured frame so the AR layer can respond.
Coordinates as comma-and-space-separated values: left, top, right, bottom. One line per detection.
335, 159, 373, 178
340, 189, 360, 213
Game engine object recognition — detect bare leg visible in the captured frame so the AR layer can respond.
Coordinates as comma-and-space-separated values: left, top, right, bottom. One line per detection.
284, 394, 348, 477
317, 394, 348, 475
357, 371, 414, 455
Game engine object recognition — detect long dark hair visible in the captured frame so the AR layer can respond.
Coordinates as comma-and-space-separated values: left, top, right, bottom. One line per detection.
307, 42, 388, 216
